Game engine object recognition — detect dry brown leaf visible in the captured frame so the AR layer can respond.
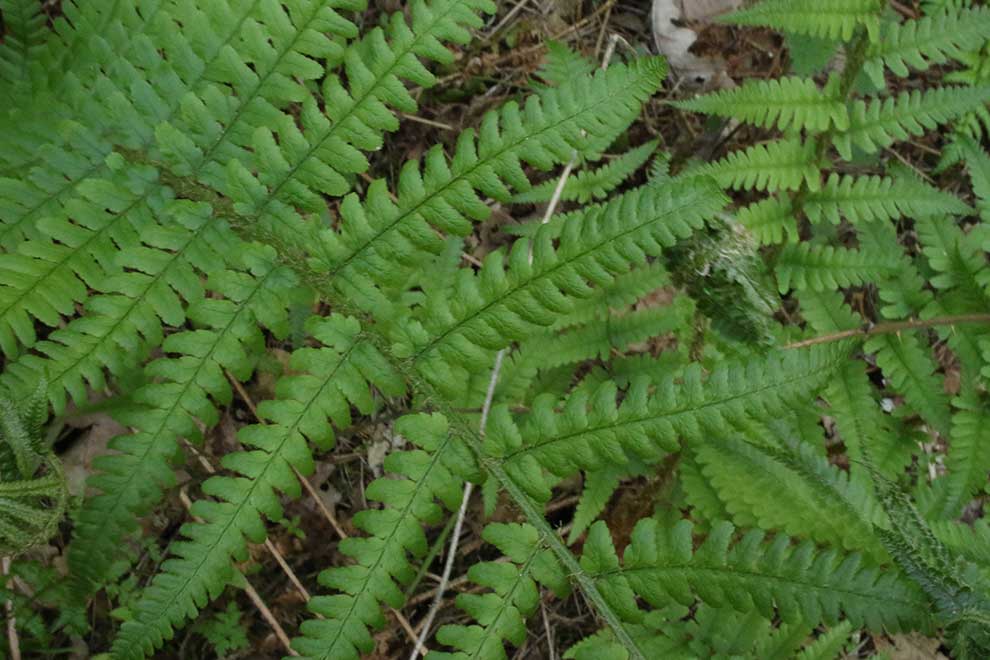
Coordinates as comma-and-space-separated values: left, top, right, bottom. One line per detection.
60, 413, 128, 497
874, 633, 948, 660
650, 0, 741, 88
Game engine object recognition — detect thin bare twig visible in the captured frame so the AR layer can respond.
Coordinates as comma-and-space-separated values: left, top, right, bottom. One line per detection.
177, 488, 298, 656
784, 314, 990, 350
225, 371, 348, 538
408, 349, 506, 659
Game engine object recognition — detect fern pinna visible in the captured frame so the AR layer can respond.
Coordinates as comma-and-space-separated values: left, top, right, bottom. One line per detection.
0, 0, 988, 658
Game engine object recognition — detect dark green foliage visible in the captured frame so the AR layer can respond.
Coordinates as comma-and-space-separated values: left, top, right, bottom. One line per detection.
1, 0, 988, 658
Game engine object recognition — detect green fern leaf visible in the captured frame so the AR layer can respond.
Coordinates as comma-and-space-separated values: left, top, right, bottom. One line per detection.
939, 389, 990, 518
292, 59, 669, 317
686, 139, 821, 192
799, 290, 913, 479
534, 40, 595, 87
675, 75, 848, 132
110, 315, 403, 658
720, 0, 884, 42
0, 0, 47, 93
400, 180, 726, 395
495, 344, 846, 491
865, 331, 952, 437
736, 197, 798, 245
775, 242, 895, 292
293, 413, 478, 660
67, 245, 299, 597
834, 86, 990, 159
432, 522, 570, 659
513, 139, 660, 205
694, 433, 887, 558
863, 8, 990, 86
595, 518, 925, 630
0, 200, 243, 413
803, 173, 971, 225
568, 465, 625, 545
796, 622, 854, 660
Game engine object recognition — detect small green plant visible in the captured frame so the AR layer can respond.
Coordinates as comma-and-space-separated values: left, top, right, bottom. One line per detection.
0, 0, 988, 658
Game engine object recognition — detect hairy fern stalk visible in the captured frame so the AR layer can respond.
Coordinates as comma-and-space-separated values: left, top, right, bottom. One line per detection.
0, 0, 989, 658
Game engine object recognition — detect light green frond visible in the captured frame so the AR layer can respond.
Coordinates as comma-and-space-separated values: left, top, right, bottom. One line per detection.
834, 86, 990, 159
956, 137, 990, 221
592, 518, 925, 630
0, 200, 241, 413
401, 180, 726, 395
799, 290, 914, 479
686, 139, 821, 192
535, 40, 595, 87
694, 433, 887, 559
568, 465, 626, 545
720, 0, 884, 42
803, 173, 971, 225
736, 197, 798, 245
775, 242, 894, 292
520, 302, 692, 371
797, 622, 854, 660
431, 522, 569, 659
865, 331, 952, 437
938, 388, 990, 518
111, 315, 403, 659
675, 75, 848, 132
513, 139, 660, 205
293, 59, 669, 317
863, 8, 990, 86
493, 344, 846, 494
0, 0, 48, 94
67, 245, 299, 598
293, 413, 478, 660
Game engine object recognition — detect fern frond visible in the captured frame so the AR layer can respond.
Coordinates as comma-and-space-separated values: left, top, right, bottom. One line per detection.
956, 136, 990, 221
803, 173, 971, 225
686, 139, 821, 192
863, 8, 990, 86
293, 413, 478, 660
0, 157, 161, 358
295, 59, 669, 316
914, 213, 990, 381
495, 344, 846, 491
590, 518, 925, 630
694, 433, 887, 558
0, 0, 47, 93
774, 242, 894, 292
520, 303, 691, 371
675, 75, 848, 132
834, 86, 990, 159
513, 139, 659, 205
865, 332, 952, 437
799, 290, 913, 478
720, 0, 884, 42
67, 246, 299, 597
797, 622, 854, 660
0, 200, 242, 412
736, 197, 798, 245
939, 388, 990, 518
432, 522, 569, 659
111, 315, 403, 658
568, 465, 626, 545
402, 180, 726, 395
535, 40, 595, 87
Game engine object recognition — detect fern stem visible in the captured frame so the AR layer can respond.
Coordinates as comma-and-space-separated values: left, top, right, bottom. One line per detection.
785, 313, 990, 349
